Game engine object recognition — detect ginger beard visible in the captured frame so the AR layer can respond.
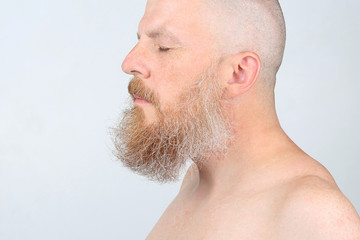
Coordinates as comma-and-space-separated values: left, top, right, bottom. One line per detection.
113, 67, 232, 183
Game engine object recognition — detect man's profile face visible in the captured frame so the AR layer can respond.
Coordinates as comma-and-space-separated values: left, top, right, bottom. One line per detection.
113, 0, 232, 182
121, 0, 219, 123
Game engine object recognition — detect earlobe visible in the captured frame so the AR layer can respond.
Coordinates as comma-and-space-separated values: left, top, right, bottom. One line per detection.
225, 52, 261, 99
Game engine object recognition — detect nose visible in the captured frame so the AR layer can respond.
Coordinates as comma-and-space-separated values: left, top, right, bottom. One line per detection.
121, 44, 150, 79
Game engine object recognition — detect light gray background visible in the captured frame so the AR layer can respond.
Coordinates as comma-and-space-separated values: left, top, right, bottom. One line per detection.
0, 0, 359, 239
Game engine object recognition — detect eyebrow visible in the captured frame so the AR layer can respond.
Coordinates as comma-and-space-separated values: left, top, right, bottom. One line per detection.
137, 28, 182, 44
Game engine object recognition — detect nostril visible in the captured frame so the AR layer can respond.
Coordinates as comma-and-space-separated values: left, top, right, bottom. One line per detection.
130, 70, 140, 75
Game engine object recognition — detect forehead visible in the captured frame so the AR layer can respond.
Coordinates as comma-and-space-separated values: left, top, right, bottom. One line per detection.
139, 0, 214, 43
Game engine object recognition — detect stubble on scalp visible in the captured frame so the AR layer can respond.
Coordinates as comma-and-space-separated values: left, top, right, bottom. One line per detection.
112, 67, 232, 183
204, 0, 286, 89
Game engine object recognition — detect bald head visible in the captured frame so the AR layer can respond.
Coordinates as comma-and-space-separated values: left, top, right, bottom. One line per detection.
203, 0, 286, 88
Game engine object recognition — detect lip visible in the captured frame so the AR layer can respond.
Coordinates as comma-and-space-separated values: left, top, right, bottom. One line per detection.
133, 94, 149, 104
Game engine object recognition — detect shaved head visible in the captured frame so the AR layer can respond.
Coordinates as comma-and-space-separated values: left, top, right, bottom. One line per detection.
203, 0, 286, 88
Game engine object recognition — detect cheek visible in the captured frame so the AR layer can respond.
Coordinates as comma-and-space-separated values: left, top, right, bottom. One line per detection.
157, 81, 186, 107
152, 50, 213, 105
152, 68, 190, 105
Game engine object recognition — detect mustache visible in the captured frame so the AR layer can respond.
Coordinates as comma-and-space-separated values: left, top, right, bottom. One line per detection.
128, 77, 155, 103
128, 77, 161, 109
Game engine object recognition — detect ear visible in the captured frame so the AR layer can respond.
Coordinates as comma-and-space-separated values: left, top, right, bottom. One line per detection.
223, 52, 261, 99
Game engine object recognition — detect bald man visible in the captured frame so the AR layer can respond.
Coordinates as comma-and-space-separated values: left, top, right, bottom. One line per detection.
114, 0, 360, 239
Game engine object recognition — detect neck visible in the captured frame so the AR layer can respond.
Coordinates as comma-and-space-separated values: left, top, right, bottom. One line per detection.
192, 100, 300, 198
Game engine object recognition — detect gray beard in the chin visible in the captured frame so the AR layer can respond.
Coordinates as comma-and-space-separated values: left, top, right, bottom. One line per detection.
112, 71, 232, 183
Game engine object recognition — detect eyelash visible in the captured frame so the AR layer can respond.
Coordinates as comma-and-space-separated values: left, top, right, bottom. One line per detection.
158, 46, 170, 52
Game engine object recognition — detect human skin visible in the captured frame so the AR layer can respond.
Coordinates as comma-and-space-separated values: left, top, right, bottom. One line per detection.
121, 0, 360, 239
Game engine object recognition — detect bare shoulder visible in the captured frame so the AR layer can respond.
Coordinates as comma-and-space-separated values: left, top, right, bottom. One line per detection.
277, 174, 360, 239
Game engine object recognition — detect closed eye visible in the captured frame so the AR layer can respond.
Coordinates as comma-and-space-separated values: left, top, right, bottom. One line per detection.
159, 46, 171, 52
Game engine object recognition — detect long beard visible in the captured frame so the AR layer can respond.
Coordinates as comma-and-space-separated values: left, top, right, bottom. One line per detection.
112, 69, 232, 183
